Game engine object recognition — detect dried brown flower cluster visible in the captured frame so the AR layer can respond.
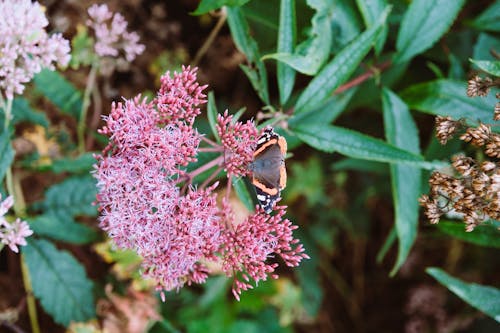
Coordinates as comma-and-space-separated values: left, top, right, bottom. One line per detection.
420, 155, 500, 231
421, 78, 500, 231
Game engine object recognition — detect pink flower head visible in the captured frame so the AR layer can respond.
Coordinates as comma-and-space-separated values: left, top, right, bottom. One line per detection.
216, 110, 259, 177
87, 4, 145, 62
0, 195, 33, 253
0, 0, 70, 100
220, 205, 309, 300
94, 66, 307, 300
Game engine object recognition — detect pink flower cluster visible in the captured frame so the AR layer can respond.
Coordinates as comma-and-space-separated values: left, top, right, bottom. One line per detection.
0, 0, 71, 100
87, 4, 145, 63
94, 66, 307, 300
0, 195, 33, 253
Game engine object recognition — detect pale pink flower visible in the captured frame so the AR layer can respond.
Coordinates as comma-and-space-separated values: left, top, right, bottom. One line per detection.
0, 195, 33, 253
94, 66, 307, 300
87, 4, 145, 63
0, 0, 70, 100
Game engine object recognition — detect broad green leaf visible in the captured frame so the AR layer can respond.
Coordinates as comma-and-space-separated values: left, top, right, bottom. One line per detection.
469, 0, 500, 32
427, 267, 500, 322
293, 124, 430, 166
294, 6, 390, 113
23, 238, 96, 326
11, 98, 49, 127
227, 7, 270, 104
355, 0, 388, 56
448, 53, 465, 80
470, 59, 500, 77
382, 88, 421, 276
329, 0, 362, 54
289, 87, 357, 126
33, 69, 83, 119
400, 79, 495, 124
193, 0, 250, 15
0, 131, 14, 181
437, 221, 500, 248
264, 0, 332, 76
473, 33, 500, 61
207, 92, 220, 142
232, 177, 256, 211
40, 175, 97, 217
27, 214, 99, 245
49, 153, 96, 174
331, 158, 388, 174
277, 0, 296, 105
394, 0, 466, 63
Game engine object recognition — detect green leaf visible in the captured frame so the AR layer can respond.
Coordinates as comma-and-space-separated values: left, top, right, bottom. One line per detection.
0, 131, 14, 181
331, 158, 388, 174
33, 69, 83, 119
469, 0, 500, 32
11, 98, 49, 127
69, 25, 95, 69
264, 0, 332, 76
289, 87, 357, 126
232, 176, 256, 211
394, 0, 466, 63
436, 221, 500, 248
49, 153, 95, 174
293, 124, 433, 167
27, 214, 99, 245
23, 238, 96, 326
473, 33, 500, 61
207, 92, 220, 142
294, 6, 390, 113
400, 79, 495, 124
427, 267, 500, 322
470, 59, 500, 77
227, 6, 270, 104
382, 88, 421, 276
355, 0, 388, 56
193, 0, 250, 15
276, 0, 296, 105
40, 175, 97, 217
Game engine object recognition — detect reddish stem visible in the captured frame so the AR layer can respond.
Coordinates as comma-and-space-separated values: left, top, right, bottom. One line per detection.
334, 60, 392, 94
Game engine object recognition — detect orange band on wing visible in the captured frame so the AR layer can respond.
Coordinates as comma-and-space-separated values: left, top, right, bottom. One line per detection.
252, 177, 279, 195
279, 166, 287, 189
253, 138, 278, 157
278, 137, 287, 156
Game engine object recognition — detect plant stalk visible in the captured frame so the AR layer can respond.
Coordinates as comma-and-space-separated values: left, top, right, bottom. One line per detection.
78, 63, 98, 153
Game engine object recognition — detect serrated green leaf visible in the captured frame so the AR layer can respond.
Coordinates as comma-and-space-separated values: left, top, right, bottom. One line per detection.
232, 176, 256, 211
27, 213, 99, 244
294, 6, 390, 113
436, 221, 500, 248
23, 238, 96, 326
193, 0, 250, 15
277, 0, 296, 105
470, 59, 500, 77
207, 92, 220, 142
427, 267, 500, 322
227, 6, 270, 104
400, 79, 495, 124
0, 131, 14, 181
10, 98, 49, 127
33, 69, 83, 119
382, 88, 421, 276
40, 175, 97, 217
264, 0, 332, 76
293, 124, 432, 166
49, 153, 96, 174
469, 0, 500, 33
355, 0, 388, 56
394, 0, 466, 63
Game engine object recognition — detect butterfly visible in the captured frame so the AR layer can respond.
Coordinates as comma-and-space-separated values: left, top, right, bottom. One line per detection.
249, 127, 287, 213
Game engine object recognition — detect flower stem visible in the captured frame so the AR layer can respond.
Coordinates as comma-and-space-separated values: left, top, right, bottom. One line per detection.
191, 8, 227, 66
78, 63, 98, 153
21, 253, 40, 333
334, 60, 392, 94
186, 155, 224, 182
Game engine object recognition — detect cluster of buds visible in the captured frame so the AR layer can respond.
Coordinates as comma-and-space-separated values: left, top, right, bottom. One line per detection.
93, 66, 307, 300
421, 77, 500, 231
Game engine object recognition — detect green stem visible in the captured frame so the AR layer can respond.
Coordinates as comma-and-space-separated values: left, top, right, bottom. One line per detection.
1, 98, 40, 333
78, 63, 98, 153
21, 254, 41, 333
